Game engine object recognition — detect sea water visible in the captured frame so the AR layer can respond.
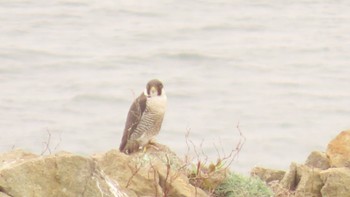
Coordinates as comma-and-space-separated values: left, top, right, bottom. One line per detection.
1, 0, 350, 173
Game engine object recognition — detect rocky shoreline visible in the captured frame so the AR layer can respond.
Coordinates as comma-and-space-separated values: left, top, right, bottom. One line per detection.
252, 130, 350, 197
0, 130, 349, 197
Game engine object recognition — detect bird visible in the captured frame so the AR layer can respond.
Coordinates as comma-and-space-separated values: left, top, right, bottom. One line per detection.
119, 79, 167, 154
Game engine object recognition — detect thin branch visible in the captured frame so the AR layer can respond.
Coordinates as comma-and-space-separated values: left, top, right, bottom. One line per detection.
184, 128, 193, 164
41, 129, 52, 155
199, 138, 208, 165
54, 131, 62, 152
213, 142, 221, 160
148, 159, 160, 197
184, 121, 246, 196
126, 161, 142, 188
222, 122, 246, 168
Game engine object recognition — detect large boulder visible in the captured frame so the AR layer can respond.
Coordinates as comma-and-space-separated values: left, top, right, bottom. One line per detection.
93, 149, 162, 196
0, 144, 208, 197
94, 143, 208, 197
0, 151, 126, 197
250, 167, 285, 183
320, 167, 350, 197
326, 130, 350, 168
280, 163, 323, 197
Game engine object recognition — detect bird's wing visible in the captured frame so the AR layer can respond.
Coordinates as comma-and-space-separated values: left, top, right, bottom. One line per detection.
119, 93, 147, 152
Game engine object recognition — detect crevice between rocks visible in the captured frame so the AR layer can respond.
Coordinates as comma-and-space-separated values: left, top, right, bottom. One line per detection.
291, 169, 300, 191
81, 160, 96, 197
0, 186, 14, 197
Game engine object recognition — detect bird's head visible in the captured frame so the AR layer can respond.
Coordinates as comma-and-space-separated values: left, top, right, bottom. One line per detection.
145, 79, 164, 97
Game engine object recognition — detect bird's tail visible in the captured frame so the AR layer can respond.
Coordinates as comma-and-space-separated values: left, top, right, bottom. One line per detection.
119, 138, 139, 154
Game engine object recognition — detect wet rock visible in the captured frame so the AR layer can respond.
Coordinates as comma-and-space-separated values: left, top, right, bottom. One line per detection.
250, 166, 285, 183
326, 130, 350, 168
305, 151, 330, 170
320, 167, 350, 197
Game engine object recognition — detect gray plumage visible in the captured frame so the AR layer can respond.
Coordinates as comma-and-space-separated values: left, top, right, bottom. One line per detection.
119, 79, 167, 154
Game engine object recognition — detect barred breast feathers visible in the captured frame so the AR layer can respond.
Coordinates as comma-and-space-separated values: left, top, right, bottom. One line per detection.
119, 79, 167, 154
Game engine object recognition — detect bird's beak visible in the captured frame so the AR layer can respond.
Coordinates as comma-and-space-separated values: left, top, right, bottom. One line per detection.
150, 86, 158, 96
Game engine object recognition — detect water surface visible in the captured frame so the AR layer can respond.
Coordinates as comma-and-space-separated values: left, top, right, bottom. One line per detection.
1, 0, 350, 173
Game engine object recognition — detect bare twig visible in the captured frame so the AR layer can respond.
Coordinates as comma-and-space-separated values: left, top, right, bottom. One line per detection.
54, 131, 62, 152
219, 137, 226, 157
213, 142, 221, 160
125, 161, 142, 188
163, 154, 171, 196
162, 154, 189, 197
184, 128, 193, 164
40, 129, 63, 155
221, 122, 246, 169
41, 129, 52, 155
185, 122, 246, 196
199, 139, 208, 166
148, 159, 160, 197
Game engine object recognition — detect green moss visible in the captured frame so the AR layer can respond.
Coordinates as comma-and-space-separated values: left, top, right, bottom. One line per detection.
214, 172, 273, 197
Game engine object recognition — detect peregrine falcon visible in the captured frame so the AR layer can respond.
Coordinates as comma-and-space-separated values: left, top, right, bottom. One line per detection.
119, 79, 167, 154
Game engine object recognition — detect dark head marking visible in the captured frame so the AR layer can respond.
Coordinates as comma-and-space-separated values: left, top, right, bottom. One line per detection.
146, 79, 164, 96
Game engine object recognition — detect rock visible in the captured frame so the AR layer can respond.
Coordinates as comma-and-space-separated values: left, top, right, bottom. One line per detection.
0, 151, 125, 197
326, 130, 350, 167
295, 165, 323, 197
93, 149, 162, 197
0, 149, 38, 168
252, 130, 350, 197
280, 163, 323, 197
0, 193, 10, 197
280, 162, 298, 191
0, 144, 209, 197
305, 151, 330, 170
320, 167, 350, 197
155, 159, 208, 197
94, 143, 208, 197
250, 167, 285, 183
144, 143, 208, 197
0, 143, 209, 197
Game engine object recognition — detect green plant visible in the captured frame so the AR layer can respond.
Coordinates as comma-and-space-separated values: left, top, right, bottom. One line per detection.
214, 172, 273, 197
